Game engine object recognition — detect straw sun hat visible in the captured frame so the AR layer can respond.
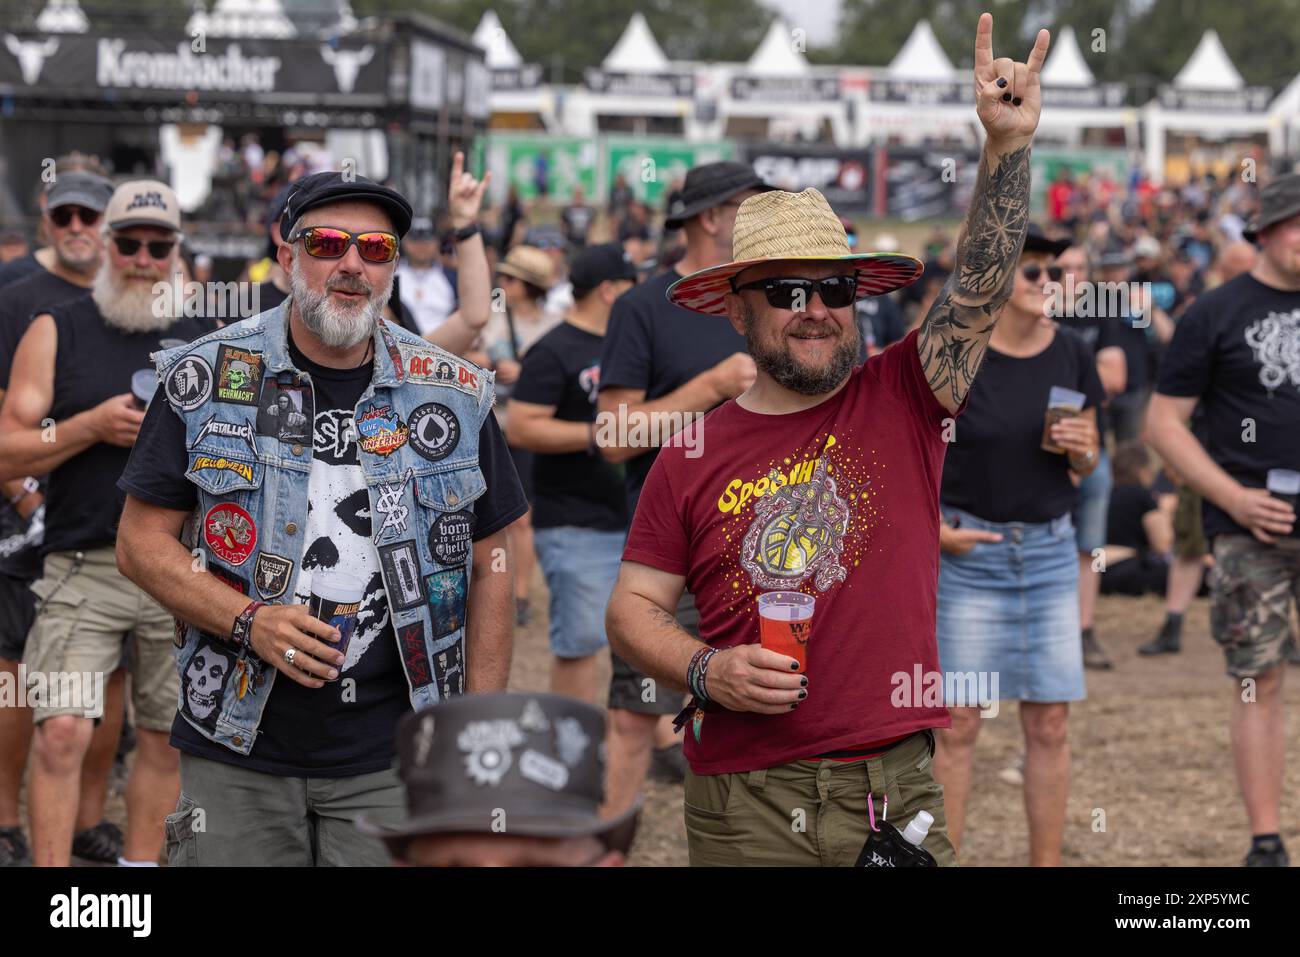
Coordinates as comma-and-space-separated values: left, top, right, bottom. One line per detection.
496, 244, 556, 291
666, 188, 923, 316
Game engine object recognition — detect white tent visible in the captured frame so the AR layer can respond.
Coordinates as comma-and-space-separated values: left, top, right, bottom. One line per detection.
887, 20, 953, 81
472, 10, 523, 69
603, 12, 670, 73
1037, 26, 1134, 148
35, 0, 88, 33
1173, 30, 1243, 91
187, 0, 298, 40
1142, 29, 1273, 181
747, 18, 809, 76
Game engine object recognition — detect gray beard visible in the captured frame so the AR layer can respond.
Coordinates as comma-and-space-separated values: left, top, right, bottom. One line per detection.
741, 301, 859, 396
291, 254, 392, 349
92, 264, 175, 334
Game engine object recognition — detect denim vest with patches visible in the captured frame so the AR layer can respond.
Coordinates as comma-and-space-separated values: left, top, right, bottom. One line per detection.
153, 299, 494, 757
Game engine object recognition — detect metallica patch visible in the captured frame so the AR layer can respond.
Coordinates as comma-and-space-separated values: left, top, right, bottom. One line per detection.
191, 414, 258, 456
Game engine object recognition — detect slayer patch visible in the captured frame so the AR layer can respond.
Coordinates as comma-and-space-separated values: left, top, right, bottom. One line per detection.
214, 345, 263, 405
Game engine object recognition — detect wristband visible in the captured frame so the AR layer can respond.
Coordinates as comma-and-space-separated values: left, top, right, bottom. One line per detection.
452, 222, 481, 243
8, 476, 38, 507
231, 599, 265, 651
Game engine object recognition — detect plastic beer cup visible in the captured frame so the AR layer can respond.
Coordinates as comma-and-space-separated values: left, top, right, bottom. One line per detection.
757, 591, 815, 672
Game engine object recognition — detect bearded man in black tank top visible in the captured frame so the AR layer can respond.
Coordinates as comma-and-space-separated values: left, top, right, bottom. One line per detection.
0, 180, 212, 866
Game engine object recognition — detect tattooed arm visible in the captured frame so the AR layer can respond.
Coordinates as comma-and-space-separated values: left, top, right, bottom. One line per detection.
917, 14, 1049, 414
606, 561, 806, 715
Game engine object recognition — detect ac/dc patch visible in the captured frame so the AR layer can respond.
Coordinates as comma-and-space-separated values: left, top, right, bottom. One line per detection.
214, 345, 263, 405
397, 621, 433, 689
405, 351, 480, 397
430, 509, 475, 567
408, 403, 460, 462
425, 567, 467, 638
356, 401, 409, 457
203, 503, 257, 566
379, 540, 424, 611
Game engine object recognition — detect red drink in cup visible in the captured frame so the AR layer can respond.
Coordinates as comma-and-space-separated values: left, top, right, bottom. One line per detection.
757, 591, 815, 672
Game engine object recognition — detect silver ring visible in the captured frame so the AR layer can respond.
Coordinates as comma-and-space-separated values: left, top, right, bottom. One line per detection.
283, 648, 296, 665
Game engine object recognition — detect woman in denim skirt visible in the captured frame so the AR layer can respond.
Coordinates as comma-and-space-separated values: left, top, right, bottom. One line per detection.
932, 227, 1104, 866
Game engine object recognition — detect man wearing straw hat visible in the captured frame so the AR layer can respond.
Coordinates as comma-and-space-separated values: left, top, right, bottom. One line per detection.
607, 13, 1049, 866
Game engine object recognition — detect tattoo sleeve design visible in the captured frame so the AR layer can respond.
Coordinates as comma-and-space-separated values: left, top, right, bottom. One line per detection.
918, 143, 1031, 409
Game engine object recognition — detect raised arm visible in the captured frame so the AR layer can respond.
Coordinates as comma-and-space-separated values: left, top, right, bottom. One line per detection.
918, 13, 1049, 414
426, 151, 492, 357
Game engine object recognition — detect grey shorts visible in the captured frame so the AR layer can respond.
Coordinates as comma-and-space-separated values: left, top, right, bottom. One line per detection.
166, 752, 406, 866
608, 591, 698, 715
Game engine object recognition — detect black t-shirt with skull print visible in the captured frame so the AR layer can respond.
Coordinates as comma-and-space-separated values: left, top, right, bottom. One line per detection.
1156, 273, 1300, 541
122, 335, 526, 776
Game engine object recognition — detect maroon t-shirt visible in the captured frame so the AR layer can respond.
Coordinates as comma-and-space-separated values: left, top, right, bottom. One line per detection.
624, 330, 959, 775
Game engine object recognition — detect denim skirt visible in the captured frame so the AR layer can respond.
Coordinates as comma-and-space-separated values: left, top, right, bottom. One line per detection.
936, 506, 1085, 704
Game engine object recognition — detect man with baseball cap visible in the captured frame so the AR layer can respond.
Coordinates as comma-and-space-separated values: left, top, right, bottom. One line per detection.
596, 160, 774, 813
358, 692, 638, 866
1146, 171, 1300, 867
506, 245, 637, 706
608, 13, 1048, 866
115, 154, 527, 866
0, 179, 213, 866
0, 168, 119, 867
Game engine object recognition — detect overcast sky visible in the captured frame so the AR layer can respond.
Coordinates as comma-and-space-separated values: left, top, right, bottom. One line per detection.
761, 0, 842, 46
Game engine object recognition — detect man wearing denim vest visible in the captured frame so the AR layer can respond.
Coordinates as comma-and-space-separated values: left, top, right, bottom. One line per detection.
117, 160, 526, 866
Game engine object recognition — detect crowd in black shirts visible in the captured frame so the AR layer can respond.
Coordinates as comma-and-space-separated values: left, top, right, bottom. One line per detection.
2, 139, 1299, 869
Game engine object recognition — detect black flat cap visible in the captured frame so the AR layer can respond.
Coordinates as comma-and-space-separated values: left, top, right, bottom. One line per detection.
1023, 223, 1072, 257
280, 171, 413, 240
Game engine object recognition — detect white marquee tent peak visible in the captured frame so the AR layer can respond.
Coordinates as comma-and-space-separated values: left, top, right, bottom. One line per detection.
35, 0, 88, 33
888, 20, 954, 80
748, 18, 810, 76
186, 0, 298, 40
1040, 25, 1095, 87
472, 10, 523, 69
1173, 29, 1244, 90
603, 12, 670, 73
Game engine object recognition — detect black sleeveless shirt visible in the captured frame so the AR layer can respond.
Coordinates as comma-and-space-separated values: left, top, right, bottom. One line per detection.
44, 294, 212, 554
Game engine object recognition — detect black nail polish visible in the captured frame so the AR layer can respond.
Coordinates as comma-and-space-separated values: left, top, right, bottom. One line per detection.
790, 661, 799, 670
1001, 92, 1012, 102
790, 702, 798, 710
996, 77, 1007, 88
798, 690, 807, 699
1012, 97, 1022, 106
800, 677, 808, 687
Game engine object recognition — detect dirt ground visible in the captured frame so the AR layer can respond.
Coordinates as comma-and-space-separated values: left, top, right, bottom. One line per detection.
78, 569, 1299, 867
513, 571, 1300, 867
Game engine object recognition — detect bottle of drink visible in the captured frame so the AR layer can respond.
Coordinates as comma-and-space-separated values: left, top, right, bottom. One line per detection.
901, 810, 934, 848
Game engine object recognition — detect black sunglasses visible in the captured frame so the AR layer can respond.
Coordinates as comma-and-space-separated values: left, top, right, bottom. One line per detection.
1022, 263, 1064, 283
112, 235, 177, 260
50, 206, 101, 228
731, 273, 860, 310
